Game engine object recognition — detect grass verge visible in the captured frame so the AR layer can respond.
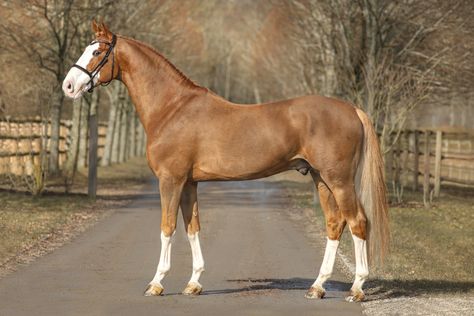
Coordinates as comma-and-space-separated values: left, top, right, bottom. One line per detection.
0, 157, 152, 277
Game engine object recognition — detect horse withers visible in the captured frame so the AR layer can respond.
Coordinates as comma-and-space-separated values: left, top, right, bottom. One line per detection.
63, 21, 389, 302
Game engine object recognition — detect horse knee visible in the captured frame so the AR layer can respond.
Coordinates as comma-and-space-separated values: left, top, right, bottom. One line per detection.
326, 216, 346, 240
161, 224, 177, 237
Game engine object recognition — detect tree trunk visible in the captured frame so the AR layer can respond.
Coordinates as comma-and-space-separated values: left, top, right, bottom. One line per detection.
129, 109, 136, 159
48, 84, 64, 175
78, 97, 90, 168
111, 102, 121, 163
118, 101, 128, 163
63, 98, 82, 184
88, 91, 100, 198
224, 54, 232, 100
101, 95, 118, 166
134, 115, 141, 157
141, 126, 147, 156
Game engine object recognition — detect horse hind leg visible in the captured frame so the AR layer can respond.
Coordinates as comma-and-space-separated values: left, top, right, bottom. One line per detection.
331, 182, 368, 302
306, 172, 346, 299
346, 199, 369, 302
180, 182, 205, 296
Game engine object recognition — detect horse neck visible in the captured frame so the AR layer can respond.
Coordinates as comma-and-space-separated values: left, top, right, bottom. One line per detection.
117, 37, 203, 134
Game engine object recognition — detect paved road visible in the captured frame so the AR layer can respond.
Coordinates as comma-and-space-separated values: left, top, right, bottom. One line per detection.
0, 178, 362, 315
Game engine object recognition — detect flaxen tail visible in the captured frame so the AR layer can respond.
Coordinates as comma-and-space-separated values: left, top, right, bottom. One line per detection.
355, 108, 390, 265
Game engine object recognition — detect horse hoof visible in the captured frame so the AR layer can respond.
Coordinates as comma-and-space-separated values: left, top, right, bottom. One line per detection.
182, 282, 202, 296
144, 283, 164, 296
345, 289, 365, 302
305, 286, 325, 299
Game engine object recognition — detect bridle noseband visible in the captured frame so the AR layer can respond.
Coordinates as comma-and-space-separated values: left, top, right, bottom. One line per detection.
72, 34, 117, 93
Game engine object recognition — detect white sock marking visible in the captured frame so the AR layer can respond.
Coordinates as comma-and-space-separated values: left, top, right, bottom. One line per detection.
188, 232, 205, 285
150, 231, 174, 286
312, 238, 339, 288
351, 234, 369, 291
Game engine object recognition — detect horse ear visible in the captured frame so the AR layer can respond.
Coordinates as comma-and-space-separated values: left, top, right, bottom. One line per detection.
91, 19, 100, 34
94, 21, 113, 41
100, 22, 112, 36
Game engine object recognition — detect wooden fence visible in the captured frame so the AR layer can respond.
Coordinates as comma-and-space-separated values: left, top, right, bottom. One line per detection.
0, 118, 107, 176
2, 118, 472, 194
386, 127, 474, 194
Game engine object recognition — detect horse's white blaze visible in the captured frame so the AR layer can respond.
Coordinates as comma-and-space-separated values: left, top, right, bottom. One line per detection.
62, 42, 100, 99
188, 232, 205, 285
312, 238, 339, 288
150, 231, 174, 286
351, 234, 369, 291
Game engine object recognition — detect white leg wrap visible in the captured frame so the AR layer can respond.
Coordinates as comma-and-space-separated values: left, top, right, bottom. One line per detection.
351, 234, 369, 291
150, 231, 174, 285
312, 238, 339, 288
188, 232, 205, 285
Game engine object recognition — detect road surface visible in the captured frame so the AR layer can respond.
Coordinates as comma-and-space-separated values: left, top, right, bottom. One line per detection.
0, 178, 362, 315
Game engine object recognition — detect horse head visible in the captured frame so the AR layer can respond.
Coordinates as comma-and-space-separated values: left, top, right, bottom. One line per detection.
63, 20, 119, 99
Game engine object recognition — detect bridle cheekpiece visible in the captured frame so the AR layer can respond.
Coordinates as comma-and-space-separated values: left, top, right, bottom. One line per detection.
72, 33, 117, 93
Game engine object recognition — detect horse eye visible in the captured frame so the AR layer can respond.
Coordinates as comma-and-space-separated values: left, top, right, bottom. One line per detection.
93, 50, 101, 57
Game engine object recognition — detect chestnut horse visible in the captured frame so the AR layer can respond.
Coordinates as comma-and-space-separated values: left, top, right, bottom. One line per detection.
63, 21, 389, 302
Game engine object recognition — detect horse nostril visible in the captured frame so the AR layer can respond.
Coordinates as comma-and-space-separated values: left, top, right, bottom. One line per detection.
67, 83, 72, 91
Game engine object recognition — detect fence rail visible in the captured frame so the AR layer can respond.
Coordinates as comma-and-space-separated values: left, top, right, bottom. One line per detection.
2, 117, 471, 193
386, 127, 474, 194
0, 118, 109, 177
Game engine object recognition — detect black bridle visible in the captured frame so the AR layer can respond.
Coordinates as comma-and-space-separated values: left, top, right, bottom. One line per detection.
72, 34, 117, 93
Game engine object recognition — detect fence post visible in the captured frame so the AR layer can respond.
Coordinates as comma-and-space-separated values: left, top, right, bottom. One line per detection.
434, 130, 443, 197
423, 130, 431, 208
402, 131, 409, 186
412, 130, 419, 191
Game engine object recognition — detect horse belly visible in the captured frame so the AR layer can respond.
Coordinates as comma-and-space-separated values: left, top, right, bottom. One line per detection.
192, 133, 297, 181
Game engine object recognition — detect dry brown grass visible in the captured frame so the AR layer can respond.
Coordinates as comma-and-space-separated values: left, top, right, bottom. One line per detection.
0, 193, 98, 272
0, 157, 152, 276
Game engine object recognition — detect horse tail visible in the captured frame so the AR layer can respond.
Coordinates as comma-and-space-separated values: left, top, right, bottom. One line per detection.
355, 108, 390, 265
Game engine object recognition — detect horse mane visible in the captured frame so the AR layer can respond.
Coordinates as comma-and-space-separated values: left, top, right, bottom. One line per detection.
118, 35, 203, 90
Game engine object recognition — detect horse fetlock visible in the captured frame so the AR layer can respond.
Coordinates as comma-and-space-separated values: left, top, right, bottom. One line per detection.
157, 264, 171, 274
346, 288, 365, 302
193, 265, 205, 274
182, 282, 202, 296
355, 272, 369, 280
305, 285, 326, 299
144, 283, 164, 296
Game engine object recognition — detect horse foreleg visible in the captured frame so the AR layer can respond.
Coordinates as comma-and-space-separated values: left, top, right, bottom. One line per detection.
306, 176, 346, 299
144, 175, 185, 296
180, 182, 205, 295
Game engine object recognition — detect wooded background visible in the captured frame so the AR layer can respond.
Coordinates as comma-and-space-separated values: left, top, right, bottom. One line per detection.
0, 0, 472, 198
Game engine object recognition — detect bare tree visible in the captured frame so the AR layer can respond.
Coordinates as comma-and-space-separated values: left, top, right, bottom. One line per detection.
283, 0, 462, 154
